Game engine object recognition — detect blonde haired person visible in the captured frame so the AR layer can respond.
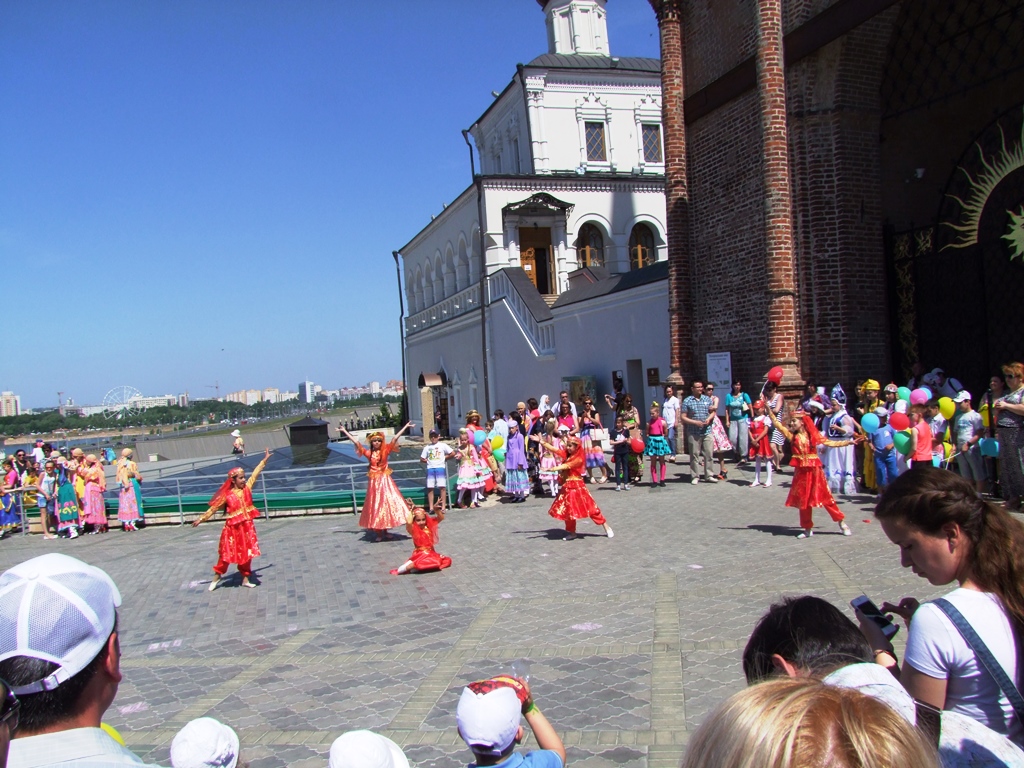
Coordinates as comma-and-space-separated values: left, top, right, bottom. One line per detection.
681, 677, 939, 768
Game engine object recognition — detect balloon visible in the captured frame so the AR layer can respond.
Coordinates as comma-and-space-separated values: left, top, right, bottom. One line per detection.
473, 430, 486, 447
938, 397, 955, 420
630, 437, 645, 453
897, 387, 912, 402
889, 412, 910, 431
860, 413, 880, 434
893, 430, 912, 455
980, 404, 991, 427
492, 448, 506, 462
894, 400, 908, 414
490, 435, 504, 450
943, 441, 953, 460
767, 366, 784, 385
101, 723, 126, 746
980, 438, 1000, 458
920, 386, 933, 401
910, 388, 929, 405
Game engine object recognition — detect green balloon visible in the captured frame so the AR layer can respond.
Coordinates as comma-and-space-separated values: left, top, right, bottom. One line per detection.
897, 386, 912, 402
493, 448, 506, 462
893, 430, 912, 455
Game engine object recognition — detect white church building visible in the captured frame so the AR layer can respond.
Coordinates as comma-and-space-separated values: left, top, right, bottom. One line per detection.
398, 0, 669, 435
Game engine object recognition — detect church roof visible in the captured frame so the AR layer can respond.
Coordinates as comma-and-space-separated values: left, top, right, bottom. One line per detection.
525, 53, 660, 72
551, 259, 668, 308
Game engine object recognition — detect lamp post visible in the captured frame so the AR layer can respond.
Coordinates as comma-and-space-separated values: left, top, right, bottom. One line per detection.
392, 250, 409, 429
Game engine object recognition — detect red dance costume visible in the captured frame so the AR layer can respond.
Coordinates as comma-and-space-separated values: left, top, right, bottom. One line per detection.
356, 438, 409, 531
201, 456, 267, 578
778, 414, 846, 530
547, 447, 608, 533
407, 514, 452, 572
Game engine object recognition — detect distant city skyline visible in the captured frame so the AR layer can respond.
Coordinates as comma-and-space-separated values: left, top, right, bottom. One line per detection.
1, 1, 659, 412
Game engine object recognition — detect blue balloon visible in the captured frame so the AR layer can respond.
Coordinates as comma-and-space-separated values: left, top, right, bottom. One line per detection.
980, 437, 1000, 458
473, 429, 486, 447
860, 413, 880, 435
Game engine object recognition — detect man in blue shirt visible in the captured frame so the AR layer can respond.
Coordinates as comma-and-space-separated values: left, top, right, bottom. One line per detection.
457, 676, 565, 768
869, 407, 898, 493
681, 380, 717, 485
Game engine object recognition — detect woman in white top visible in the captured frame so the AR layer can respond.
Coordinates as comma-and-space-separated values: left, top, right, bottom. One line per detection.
859, 467, 1024, 745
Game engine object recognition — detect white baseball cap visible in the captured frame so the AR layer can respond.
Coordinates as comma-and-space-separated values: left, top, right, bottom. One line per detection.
328, 730, 409, 768
456, 685, 521, 756
0, 553, 121, 695
170, 717, 240, 768
953, 390, 972, 403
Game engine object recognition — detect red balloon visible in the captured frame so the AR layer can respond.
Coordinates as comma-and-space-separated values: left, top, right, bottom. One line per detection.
767, 366, 784, 385
889, 412, 910, 431
630, 438, 645, 453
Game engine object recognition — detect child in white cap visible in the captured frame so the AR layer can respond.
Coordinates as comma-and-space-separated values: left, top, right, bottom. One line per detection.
327, 730, 408, 768
456, 676, 565, 768
170, 717, 240, 768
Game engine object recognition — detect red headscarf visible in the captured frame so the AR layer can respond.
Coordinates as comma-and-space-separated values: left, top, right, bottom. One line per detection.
207, 467, 244, 512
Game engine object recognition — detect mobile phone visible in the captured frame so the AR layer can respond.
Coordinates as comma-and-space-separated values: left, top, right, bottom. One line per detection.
851, 595, 899, 639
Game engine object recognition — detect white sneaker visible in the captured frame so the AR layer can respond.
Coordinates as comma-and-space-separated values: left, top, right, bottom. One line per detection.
624, 484, 631, 491
764, 482, 773, 488
691, 477, 700, 485
615, 484, 622, 491
706, 476, 718, 483
839, 522, 852, 536
750, 480, 761, 487
796, 529, 814, 539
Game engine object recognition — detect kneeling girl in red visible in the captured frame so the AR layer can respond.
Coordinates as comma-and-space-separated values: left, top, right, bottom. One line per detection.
534, 434, 613, 541
767, 409, 861, 539
391, 503, 452, 575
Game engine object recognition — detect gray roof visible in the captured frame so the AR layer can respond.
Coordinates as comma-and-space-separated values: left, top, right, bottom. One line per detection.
551, 260, 668, 309
526, 53, 660, 73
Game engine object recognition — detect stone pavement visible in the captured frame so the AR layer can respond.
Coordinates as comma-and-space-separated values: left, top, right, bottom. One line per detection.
0, 461, 948, 768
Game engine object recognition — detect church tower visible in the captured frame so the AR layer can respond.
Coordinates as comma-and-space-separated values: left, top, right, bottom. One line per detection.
539, 0, 610, 56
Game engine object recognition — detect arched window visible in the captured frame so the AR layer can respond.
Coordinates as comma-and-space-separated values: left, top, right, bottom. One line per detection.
629, 223, 655, 270
575, 223, 604, 268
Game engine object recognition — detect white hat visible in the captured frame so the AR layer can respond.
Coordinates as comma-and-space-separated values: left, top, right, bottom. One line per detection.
894, 400, 908, 414
873, 407, 888, 418
230, 430, 241, 438
805, 400, 825, 413
456, 685, 521, 756
953, 390, 972, 403
328, 730, 409, 768
0, 553, 121, 695
170, 717, 240, 768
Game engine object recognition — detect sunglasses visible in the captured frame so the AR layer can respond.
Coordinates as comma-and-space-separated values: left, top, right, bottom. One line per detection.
0, 678, 20, 734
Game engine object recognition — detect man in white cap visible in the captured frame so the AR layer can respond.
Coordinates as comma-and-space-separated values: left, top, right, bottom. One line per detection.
328, 730, 408, 768
0, 553, 166, 767
456, 676, 564, 768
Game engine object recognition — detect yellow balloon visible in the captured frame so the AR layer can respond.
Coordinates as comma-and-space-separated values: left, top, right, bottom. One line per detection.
980, 404, 991, 427
938, 397, 955, 420
101, 723, 126, 746
943, 442, 953, 459
490, 435, 504, 450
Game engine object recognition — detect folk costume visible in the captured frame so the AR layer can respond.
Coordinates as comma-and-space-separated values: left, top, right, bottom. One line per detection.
768, 410, 856, 538
857, 379, 883, 491
503, 421, 530, 502
79, 458, 108, 532
824, 385, 858, 496
748, 403, 773, 487
116, 449, 144, 531
390, 507, 452, 575
545, 438, 613, 540
195, 454, 269, 589
456, 436, 486, 507
354, 432, 409, 535
55, 460, 81, 537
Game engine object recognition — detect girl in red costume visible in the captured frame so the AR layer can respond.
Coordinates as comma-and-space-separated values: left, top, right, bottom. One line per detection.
533, 434, 614, 541
767, 409, 862, 539
748, 400, 773, 487
193, 448, 271, 590
390, 502, 452, 575
340, 422, 414, 541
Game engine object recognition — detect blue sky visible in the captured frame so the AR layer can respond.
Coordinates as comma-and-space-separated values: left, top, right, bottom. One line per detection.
1, 1, 660, 410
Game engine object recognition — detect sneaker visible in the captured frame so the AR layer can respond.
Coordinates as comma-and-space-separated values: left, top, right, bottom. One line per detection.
624, 484, 631, 491
615, 484, 622, 491
796, 529, 814, 539
839, 522, 852, 536
764, 482, 773, 488
706, 476, 718, 483
659, 481, 667, 488
750, 480, 761, 487
691, 477, 700, 485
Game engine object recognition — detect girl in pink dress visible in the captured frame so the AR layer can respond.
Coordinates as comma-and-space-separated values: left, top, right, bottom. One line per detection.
79, 455, 108, 533
340, 422, 414, 541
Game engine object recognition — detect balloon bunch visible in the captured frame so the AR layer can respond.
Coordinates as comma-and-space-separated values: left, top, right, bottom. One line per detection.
858, 386, 927, 456
478, 429, 507, 462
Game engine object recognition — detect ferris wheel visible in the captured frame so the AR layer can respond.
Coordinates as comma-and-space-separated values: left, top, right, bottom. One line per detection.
103, 385, 143, 420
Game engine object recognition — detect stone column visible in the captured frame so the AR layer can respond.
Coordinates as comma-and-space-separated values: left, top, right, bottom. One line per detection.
756, 0, 802, 388
647, 0, 692, 386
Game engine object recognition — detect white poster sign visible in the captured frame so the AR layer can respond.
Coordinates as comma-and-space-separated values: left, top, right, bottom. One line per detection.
705, 352, 732, 415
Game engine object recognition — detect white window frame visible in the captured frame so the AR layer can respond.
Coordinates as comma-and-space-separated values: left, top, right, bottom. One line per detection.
576, 93, 613, 171
633, 94, 664, 173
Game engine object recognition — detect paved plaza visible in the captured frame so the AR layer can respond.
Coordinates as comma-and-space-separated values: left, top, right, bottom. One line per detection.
0, 462, 950, 768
